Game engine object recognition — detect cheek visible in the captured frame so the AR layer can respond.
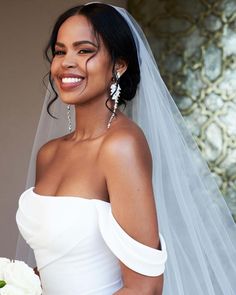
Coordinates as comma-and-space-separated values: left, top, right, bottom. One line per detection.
89, 61, 113, 84
50, 59, 58, 78
87, 51, 113, 78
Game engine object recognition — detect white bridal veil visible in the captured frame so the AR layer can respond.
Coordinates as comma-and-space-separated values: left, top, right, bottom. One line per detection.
16, 4, 236, 295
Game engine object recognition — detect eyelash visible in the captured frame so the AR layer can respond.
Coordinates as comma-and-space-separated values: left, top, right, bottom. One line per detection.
54, 49, 95, 56
54, 50, 64, 56
79, 49, 95, 54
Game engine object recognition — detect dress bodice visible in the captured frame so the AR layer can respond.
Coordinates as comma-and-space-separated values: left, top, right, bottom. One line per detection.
16, 187, 167, 295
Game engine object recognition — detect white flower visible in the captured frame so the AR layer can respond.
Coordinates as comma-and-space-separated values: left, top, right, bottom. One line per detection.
0, 258, 10, 279
0, 284, 25, 295
3, 260, 42, 295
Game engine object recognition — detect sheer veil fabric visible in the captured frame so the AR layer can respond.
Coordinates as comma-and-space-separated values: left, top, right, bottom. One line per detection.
16, 4, 236, 294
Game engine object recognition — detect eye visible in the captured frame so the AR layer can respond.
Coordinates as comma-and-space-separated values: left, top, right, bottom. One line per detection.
54, 50, 65, 56
78, 49, 95, 54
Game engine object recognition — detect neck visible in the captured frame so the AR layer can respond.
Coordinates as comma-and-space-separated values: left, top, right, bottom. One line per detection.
70, 98, 116, 141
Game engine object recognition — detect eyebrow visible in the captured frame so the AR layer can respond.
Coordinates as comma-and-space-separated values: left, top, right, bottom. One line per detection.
55, 41, 98, 48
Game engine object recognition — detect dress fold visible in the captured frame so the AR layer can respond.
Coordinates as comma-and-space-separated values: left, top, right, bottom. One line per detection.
16, 187, 167, 294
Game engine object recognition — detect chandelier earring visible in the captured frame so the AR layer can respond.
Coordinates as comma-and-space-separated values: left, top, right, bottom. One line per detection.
107, 72, 121, 129
67, 104, 72, 133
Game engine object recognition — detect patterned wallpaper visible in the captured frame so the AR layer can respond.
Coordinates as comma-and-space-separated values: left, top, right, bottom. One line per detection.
128, 0, 236, 219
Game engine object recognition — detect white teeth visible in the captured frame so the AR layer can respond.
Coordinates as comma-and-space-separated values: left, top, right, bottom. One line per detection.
62, 77, 82, 83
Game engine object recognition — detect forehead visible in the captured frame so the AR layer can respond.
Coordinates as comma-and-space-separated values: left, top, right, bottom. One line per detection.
57, 15, 96, 43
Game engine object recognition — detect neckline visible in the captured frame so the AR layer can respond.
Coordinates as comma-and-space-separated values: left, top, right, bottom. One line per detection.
30, 187, 110, 204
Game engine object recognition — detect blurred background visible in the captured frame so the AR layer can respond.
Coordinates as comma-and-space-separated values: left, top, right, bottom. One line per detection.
0, 0, 235, 259
129, 0, 236, 221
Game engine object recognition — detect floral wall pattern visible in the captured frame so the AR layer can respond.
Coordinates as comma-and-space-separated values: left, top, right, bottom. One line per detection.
128, 0, 236, 219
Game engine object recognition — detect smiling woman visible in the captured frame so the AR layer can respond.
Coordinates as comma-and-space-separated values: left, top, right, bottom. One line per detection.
15, 2, 236, 295
51, 15, 116, 108
16, 3, 166, 295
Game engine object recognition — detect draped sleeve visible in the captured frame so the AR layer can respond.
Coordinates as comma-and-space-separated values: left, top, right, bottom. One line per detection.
95, 201, 167, 276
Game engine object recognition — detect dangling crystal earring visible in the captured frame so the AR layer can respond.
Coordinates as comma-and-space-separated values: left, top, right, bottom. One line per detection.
107, 72, 121, 129
67, 104, 72, 133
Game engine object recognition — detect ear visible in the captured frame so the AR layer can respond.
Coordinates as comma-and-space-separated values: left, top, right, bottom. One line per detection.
115, 59, 128, 77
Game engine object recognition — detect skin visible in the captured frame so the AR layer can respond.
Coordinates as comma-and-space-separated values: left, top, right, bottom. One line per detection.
34, 15, 164, 295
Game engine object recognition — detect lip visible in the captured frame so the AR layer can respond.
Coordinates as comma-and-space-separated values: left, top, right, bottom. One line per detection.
58, 73, 85, 91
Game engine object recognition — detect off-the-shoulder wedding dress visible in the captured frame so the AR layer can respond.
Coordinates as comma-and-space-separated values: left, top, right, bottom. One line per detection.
16, 187, 167, 295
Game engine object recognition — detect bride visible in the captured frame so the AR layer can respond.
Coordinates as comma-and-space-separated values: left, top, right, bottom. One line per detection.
16, 2, 236, 295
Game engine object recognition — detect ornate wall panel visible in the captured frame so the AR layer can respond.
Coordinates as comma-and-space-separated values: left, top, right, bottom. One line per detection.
128, 0, 236, 219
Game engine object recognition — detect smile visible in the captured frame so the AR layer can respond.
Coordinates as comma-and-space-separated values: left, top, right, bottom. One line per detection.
59, 76, 84, 91
62, 77, 83, 84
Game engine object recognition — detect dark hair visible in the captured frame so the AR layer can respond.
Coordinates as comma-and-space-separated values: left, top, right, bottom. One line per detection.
44, 3, 140, 117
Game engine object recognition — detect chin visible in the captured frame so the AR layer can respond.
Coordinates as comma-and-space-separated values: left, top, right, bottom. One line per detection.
58, 93, 80, 105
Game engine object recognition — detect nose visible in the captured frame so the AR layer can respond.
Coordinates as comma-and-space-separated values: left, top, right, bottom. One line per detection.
61, 53, 77, 69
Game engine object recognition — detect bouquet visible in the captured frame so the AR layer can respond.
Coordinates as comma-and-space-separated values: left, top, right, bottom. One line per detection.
0, 258, 42, 295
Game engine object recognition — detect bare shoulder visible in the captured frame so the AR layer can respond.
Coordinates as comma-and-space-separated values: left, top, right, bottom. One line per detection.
35, 135, 65, 182
36, 137, 60, 165
100, 115, 152, 167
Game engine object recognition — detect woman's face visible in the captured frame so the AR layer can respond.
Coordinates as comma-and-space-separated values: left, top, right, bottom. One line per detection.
51, 15, 114, 106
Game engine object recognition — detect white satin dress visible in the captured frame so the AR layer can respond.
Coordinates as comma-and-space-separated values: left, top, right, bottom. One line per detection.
16, 187, 167, 295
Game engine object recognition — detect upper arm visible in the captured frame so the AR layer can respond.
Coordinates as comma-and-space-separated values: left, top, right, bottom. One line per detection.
100, 126, 163, 294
